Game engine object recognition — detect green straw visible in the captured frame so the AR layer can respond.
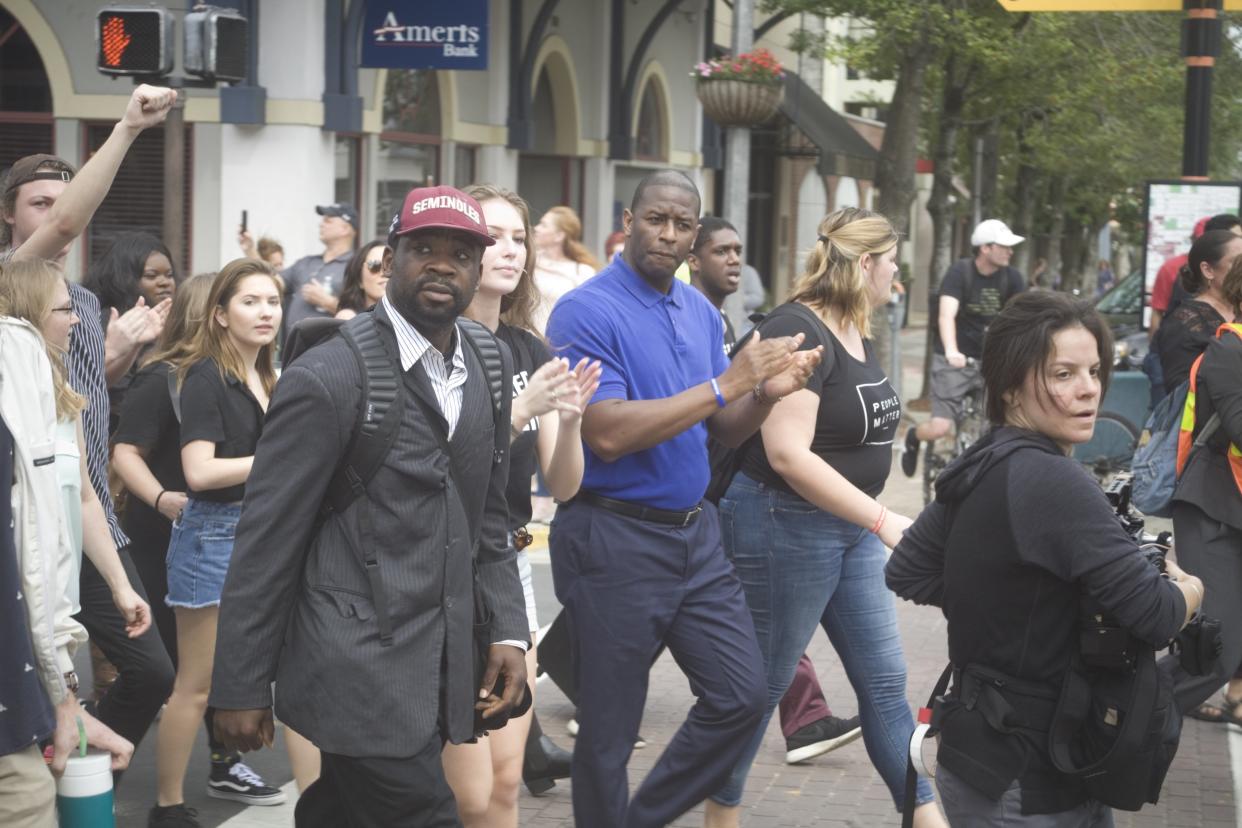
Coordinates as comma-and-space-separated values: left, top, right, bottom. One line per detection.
75, 715, 86, 758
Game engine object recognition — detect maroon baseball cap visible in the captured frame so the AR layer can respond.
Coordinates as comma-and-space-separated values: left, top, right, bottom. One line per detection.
387, 185, 494, 248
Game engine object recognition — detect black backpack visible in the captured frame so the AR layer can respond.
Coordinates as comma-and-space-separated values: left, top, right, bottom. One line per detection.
282, 311, 510, 644
285, 311, 529, 734
283, 311, 509, 509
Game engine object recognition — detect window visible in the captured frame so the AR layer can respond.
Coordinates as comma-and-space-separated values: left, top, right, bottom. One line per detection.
376, 69, 441, 236
453, 145, 477, 189
635, 80, 665, 162
334, 134, 360, 206
84, 123, 193, 274
0, 9, 53, 169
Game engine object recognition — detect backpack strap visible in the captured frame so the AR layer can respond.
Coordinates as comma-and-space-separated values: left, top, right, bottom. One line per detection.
457, 317, 509, 469
321, 312, 405, 648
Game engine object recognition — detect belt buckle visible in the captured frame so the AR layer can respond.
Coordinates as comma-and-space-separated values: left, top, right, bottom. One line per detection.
682, 506, 701, 527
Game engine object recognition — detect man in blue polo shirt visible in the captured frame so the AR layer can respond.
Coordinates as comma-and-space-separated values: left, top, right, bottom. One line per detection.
546, 170, 822, 828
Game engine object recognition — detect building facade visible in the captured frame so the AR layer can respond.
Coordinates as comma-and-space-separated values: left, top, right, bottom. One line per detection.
1, 0, 885, 298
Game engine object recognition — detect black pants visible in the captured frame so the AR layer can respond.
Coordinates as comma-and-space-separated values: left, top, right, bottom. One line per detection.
1163, 501, 1242, 711
294, 735, 461, 828
74, 549, 175, 753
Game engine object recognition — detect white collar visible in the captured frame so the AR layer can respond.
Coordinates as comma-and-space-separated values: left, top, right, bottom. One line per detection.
381, 295, 466, 374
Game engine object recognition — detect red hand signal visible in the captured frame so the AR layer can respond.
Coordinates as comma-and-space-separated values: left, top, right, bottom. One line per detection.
101, 16, 132, 68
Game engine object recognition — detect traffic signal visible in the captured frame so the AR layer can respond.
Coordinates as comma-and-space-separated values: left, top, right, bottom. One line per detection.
96, 7, 174, 76
185, 7, 249, 83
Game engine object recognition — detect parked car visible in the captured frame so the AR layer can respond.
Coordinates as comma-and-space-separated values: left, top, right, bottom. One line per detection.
1094, 269, 1148, 370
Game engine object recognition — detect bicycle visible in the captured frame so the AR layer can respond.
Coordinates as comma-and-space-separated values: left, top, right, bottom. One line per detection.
922, 359, 987, 505
1072, 411, 1140, 483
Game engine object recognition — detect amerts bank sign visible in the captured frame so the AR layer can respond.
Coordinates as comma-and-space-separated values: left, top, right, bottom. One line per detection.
361, 1, 488, 70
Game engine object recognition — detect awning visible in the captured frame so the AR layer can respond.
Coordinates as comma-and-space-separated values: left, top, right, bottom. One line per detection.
779, 71, 878, 180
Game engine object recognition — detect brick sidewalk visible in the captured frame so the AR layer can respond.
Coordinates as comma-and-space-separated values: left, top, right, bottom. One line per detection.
517, 448, 1237, 827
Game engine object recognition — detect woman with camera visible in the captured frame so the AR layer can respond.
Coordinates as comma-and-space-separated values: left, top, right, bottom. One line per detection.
886, 292, 1202, 825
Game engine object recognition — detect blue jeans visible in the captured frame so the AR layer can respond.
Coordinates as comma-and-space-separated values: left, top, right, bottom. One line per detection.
711, 473, 934, 811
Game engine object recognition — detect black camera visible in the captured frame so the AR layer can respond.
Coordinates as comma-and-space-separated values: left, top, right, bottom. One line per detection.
1084, 476, 1222, 676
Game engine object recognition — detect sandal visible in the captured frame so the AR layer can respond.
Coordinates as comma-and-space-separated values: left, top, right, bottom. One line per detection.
1188, 693, 1242, 726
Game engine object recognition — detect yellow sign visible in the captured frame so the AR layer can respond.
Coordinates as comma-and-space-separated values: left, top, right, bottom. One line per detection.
997, 1, 1242, 10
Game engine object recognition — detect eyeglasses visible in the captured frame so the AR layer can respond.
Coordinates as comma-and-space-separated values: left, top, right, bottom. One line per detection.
365, 260, 384, 274
49, 305, 75, 315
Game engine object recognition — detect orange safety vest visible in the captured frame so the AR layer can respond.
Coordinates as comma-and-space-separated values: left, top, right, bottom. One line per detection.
1176, 322, 1242, 496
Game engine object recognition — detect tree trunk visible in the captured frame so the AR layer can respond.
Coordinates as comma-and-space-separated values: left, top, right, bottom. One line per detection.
979, 117, 1000, 220
875, 45, 934, 235
919, 55, 968, 399
1045, 177, 1066, 290
1010, 119, 1039, 280
871, 41, 935, 381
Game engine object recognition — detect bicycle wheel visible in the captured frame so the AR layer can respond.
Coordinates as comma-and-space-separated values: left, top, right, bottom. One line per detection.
1073, 411, 1139, 474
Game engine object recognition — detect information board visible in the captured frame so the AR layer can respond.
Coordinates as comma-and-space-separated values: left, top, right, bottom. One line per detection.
1142, 180, 1242, 326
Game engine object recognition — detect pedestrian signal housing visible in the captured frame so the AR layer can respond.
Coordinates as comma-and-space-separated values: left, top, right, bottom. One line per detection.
185, 6, 249, 82
96, 7, 174, 76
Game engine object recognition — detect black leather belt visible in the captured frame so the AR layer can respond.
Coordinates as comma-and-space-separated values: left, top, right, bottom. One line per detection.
573, 491, 702, 527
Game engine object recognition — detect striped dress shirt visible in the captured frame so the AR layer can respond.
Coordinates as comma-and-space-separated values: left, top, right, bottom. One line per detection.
68, 282, 129, 550
381, 295, 468, 437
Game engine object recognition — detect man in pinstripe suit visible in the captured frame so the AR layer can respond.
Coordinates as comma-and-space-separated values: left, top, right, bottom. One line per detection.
210, 187, 528, 827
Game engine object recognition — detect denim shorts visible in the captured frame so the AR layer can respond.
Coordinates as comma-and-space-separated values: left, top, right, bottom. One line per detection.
165, 498, 242, 609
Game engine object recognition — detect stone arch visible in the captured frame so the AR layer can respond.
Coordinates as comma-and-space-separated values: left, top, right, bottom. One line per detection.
529, 35, 582, 156
1, 0, 74, 115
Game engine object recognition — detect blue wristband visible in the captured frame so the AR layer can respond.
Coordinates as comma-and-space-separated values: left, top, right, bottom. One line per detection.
710, 377, 726, 408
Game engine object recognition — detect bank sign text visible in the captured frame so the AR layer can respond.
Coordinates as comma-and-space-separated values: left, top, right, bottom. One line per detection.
361, 1, 488, 70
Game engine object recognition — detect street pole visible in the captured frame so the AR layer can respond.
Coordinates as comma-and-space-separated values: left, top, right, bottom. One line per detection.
163, 95, 185, 270
724, 0, 754, 243
1181, 0, 1222, 180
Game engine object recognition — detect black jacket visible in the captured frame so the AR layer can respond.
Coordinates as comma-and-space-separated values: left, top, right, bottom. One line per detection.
209, 303, 526, 755
1173, 327, 1242, 529
886, 427, 1185, 813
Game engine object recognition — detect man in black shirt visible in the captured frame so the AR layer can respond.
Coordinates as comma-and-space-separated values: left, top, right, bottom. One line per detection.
902, 219, 1026, 476
687, 217, 743, 353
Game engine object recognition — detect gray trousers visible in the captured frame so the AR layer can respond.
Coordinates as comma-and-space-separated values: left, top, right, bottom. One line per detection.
937, 767, 1114, 828
1163, 500, 1242, 712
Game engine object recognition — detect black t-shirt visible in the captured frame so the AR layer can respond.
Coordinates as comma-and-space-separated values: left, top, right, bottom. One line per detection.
739, 303, 901, 497
934, 258, 1025, 358
114, 361, 187, 537
179, 357, 267, 502
1156, 298, 1226, 394
496, 324, 553, 529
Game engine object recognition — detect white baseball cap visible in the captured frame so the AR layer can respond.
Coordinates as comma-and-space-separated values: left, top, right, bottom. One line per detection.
971, 219, 1024, 248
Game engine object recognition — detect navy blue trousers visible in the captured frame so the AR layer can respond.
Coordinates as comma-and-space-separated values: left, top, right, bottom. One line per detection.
549, 499, 766, 828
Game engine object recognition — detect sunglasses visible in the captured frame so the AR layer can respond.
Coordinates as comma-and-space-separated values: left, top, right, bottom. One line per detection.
366, 259, 384, 274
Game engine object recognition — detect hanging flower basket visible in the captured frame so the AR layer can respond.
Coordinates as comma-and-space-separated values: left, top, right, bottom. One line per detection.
692, 48, 786, 128
695, 78, 784, 128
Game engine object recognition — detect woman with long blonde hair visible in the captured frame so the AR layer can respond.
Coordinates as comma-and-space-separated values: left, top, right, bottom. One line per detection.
531, 205, 600, 334
704, 209, 946, 828
0, 259, 151, 639
149, 259, 286, 826
441, 184, 600, 826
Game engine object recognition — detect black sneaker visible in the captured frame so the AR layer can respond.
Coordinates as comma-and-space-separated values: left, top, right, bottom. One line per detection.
206, 755, 287, 805
900, 427, 920, 478
148, 803, 200, 828
784, 715, 863, 764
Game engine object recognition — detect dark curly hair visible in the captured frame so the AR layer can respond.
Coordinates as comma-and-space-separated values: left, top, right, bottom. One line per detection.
83, 231, 177, 314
